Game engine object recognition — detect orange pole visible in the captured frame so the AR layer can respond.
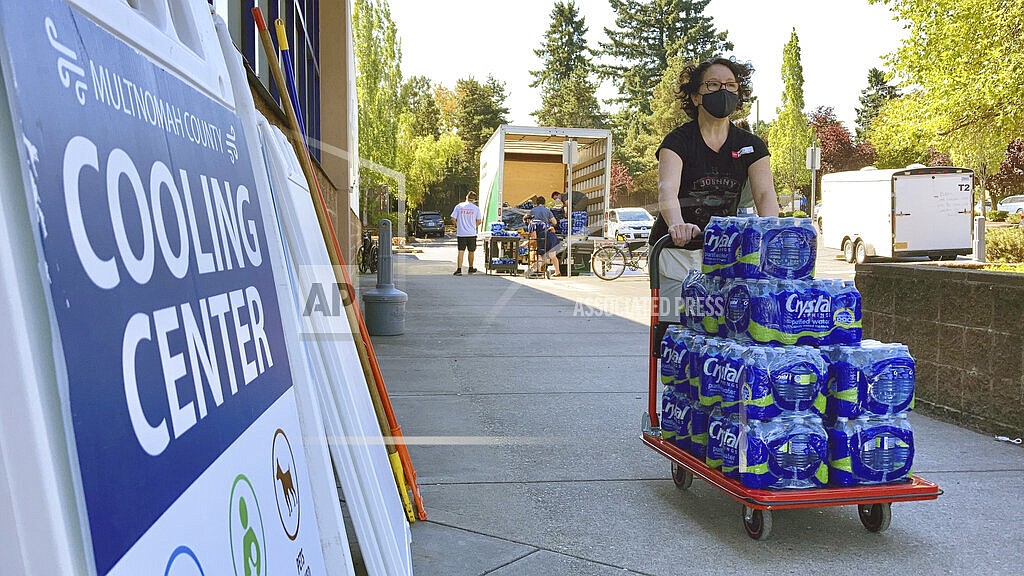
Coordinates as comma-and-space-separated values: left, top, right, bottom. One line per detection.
253, 8, 424, 520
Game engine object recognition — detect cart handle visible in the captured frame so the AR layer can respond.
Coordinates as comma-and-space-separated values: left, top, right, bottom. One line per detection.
648, 232, 704, 290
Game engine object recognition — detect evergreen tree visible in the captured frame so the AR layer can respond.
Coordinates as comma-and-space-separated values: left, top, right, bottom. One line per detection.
531, 1, 603, 127
531, 1, 591, 89
600, 0, 732, 117
767, 28, 814, 204
854, 67, 899, 142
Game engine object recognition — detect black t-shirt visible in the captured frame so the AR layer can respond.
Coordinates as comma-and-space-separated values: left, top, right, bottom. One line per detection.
650, 120, 769, 243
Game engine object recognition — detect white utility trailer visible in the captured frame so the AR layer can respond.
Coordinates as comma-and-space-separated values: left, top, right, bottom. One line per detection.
820, 166, 975, 263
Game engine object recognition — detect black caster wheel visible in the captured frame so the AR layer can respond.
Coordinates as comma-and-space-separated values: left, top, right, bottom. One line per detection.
858, 503, 891, 533
742, 506, 772, 541
671, 463, 693, 490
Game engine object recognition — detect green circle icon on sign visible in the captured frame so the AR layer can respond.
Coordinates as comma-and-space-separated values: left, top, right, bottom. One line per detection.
229, 474, 266, 576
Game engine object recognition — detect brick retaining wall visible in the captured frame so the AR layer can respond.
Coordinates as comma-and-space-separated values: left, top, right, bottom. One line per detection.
856, 263, 1024, 437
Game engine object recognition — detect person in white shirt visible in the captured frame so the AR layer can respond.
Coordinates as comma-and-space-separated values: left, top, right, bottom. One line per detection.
450, 192, 483, 275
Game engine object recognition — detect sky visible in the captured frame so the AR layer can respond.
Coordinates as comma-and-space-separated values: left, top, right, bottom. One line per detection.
387, 0, 908, 132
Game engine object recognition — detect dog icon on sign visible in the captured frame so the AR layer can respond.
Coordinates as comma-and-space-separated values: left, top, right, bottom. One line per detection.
272, 429, 300, 540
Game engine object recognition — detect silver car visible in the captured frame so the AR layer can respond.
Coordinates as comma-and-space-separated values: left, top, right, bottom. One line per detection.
997, 195, 1024, 214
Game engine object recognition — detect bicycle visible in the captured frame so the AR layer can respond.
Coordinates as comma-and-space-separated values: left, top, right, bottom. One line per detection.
591, 241, 650, 280
356, 229, 379, 274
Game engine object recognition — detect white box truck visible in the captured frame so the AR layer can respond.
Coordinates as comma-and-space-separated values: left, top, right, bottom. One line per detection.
820, 165, 975, 263
478, 125, 613, 236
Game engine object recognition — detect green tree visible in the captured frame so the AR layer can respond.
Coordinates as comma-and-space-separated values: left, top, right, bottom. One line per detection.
531, 1, 603, 127
531, 1, 591, 88
600, 0, 732, 117
454, 76, 510, 178
867, 93, 933, 169
400, 75, 440, 138
871, 0, 1024, 174
394, 114, 463, 210
854, 67, 899, 142
535, 69, 605, 128
354, 0, 402, 223
767, 29, 814, 204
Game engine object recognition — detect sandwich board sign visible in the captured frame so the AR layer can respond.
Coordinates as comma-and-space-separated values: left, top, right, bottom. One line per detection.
0, 1, 327, 574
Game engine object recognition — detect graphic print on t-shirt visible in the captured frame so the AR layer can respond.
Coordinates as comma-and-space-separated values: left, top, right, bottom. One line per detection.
684, 167, 741, 225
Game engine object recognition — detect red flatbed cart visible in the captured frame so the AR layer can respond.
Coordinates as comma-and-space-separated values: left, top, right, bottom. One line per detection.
642, 236, 942, 540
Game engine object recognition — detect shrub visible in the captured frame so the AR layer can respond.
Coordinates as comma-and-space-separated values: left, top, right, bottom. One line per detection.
986, 227, 1024, 262
1008, 213, 1022, 225
988, 210, 1009, 222
779, 210, 793, 217
792, 210, 808, 218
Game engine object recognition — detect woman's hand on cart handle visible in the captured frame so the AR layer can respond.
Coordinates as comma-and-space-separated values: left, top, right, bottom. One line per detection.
668, 222, 702, 247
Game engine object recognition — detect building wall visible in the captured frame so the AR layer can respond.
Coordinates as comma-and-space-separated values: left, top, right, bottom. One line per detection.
319, 0, 360, 264
857, 263, 1024, 436
219, 0, 359, 264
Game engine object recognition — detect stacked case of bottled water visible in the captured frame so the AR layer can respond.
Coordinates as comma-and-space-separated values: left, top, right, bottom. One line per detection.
557, 210, 589, 235
659, 217, 916, 490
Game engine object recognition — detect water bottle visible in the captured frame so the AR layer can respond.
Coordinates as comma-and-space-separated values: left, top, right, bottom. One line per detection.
738, 217, 766, 279
739, 413, 829, 490
687, 402, 712, 461
660, 386, 680, 441
722, 279, 753, 341
660, 326, 686, 387
707, 407, 741, 478
661, 388, 693, 450
718, 340, 744, 416
698, 338, 725, 408
740, 345, 828, 421
683, 332, 707, 402
761, 217, 816, 280
702, 216, 744, 278
681, 271, 724, 335
828, 280, 862, 345
828, 413, 914, 486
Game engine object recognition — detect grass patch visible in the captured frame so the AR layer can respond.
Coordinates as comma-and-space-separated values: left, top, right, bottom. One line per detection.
982, 262, 1024, 274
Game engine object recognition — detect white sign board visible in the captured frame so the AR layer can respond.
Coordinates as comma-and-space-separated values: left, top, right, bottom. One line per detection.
0, 2, 326, 574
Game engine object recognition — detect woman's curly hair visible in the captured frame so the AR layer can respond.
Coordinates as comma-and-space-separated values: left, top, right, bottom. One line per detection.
678, 57, 754, 120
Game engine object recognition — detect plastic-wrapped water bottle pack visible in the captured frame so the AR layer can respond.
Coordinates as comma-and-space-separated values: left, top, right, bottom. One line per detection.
657, 218, 918, 489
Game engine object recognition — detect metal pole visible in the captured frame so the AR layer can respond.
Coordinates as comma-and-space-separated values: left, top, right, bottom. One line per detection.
377, 219, 394, 288
810, 167, 817, 221
564, 140, 575, 276
974, 216, 986, 262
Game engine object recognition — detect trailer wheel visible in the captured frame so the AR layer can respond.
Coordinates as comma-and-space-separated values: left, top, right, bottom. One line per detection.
858, 503, 891, 533
842, 239, 855, 263
671, 463, 693, 490
854, 240, 867, 264
742, 506, 772, 541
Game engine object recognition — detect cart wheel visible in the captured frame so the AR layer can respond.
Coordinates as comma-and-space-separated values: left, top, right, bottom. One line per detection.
742, 506, 772, 541
858, 503, 891, 533
671, 463, 693, 490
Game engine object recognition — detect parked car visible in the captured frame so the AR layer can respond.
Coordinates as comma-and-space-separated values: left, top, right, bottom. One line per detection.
414, 210, 445, 237
604, 207, 655, 240
997, 195, 1024, 214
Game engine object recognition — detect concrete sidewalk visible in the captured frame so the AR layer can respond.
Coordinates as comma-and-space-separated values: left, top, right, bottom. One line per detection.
360, 240, 1023, 576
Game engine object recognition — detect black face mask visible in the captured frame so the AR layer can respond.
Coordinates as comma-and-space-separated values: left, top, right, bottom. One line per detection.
701, 88, 739, 119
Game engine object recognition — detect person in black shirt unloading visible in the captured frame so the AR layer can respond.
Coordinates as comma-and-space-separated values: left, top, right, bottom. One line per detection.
650, 57, 779, 247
